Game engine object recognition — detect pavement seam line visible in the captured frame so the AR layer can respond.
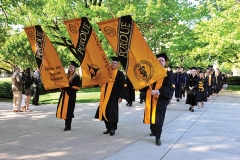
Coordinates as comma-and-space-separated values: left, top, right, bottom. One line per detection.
160, 93, 219, 160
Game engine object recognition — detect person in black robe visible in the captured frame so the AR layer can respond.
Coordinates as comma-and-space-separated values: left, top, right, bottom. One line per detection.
196, 70, 208, 108
32, 68, 41, 106
174, 66, 182, 102
186, 67, 198, 112
56, 61, 81, 131
141, 53, 175, 146
95, 57, 126, 136
213, 68, 222, 96
205, 67, 212, 101
180, 67, 189, 98
125, 76, 135, 107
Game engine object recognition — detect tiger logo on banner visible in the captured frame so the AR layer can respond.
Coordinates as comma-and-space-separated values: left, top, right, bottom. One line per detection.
98, 15, 167, 90
24, 25, 69, 90
63, 17, 114, 87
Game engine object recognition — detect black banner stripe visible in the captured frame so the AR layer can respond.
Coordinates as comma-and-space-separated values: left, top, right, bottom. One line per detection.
75, 17, 92, 63
35, 25, 45, 71
116, 15, 134, 71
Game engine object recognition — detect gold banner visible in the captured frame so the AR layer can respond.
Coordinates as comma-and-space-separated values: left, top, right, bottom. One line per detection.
98, 15, 167, 90
24, 26, 69, 90
63, 17, 114, 87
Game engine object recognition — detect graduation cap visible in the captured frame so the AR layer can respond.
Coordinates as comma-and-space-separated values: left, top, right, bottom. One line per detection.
191, 67, 197, 70
110, 56, 119, 62
175, 66, 180, 69
70, 61, 80, 68
156, 53, 169, 61
199, 70, 204, 74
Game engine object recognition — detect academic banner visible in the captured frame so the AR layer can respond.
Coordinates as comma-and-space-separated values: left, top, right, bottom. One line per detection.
24, 25, 69, 90
63, 17, 114, 87
98, 15, 167, 90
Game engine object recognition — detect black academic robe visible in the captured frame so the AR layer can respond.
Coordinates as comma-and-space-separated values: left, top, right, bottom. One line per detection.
95, 70, 125, 123
214, 74, 223, 93
141, 70, 175, 138
196, 77, 208, 102
174, 72, 183, 98
126, 76, 135, 102
56, 74, 81, 120
186, 74, 198, 106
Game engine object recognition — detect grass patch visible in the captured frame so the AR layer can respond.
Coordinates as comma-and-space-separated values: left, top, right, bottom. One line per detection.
226, 85, 240, 92
0, 78, 11, 82
40, 87, 100, 104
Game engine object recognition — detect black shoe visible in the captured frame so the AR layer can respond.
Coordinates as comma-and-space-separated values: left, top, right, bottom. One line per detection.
126, 103, 129, 106
189, 107, 192, 111
128, 103, 132, 107
150, 132, 155, 136
177, 99, 179, 102
110, 129, 115, 136
140, 100, 143, 104
35, 104, 41, 106
191, 109, 194, 112
103, 130, 110, 134
155, 137, 161, 146
64, 127, 71, 131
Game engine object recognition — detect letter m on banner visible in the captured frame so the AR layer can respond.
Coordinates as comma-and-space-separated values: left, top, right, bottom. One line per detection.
98, 15, 167, 90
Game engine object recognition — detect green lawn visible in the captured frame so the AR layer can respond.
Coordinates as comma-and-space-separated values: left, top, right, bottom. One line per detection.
226, 85, 240, 92
40, 87, 101, 104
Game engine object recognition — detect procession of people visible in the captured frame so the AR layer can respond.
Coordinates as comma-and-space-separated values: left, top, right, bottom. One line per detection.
11, 55, 227, 147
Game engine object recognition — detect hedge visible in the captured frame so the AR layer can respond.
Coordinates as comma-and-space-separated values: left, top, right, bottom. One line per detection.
0, 80, 58, 98
0, 81, 13, 98
227, 76, 240, 85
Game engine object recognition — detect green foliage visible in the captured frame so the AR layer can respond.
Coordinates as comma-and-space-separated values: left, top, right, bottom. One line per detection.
193, 0, 240, 65
227, 76, 240, 85
0, 81, 12, 98
0, 32, 35, 70
1, 0, 239, 72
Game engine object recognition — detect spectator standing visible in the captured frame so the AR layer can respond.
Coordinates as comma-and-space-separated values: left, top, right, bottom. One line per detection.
22, 68, 33, 112
21, 70, 26, 110
32, 68, 41, 106
12, 66, 23, 112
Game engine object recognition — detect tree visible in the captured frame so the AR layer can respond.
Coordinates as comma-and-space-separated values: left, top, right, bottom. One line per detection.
2, 0, 233, 72
192, 0, 240, 66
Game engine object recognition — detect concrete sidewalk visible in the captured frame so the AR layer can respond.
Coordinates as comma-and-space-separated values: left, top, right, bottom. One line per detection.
0, 89, 240, 160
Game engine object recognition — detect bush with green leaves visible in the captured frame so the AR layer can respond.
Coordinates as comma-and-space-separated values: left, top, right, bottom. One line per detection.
0, 81, 13, 98
0, 80, 56, 99
227, 76, 240, 85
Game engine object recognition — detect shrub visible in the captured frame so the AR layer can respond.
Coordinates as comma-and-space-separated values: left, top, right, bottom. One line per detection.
227, 76, 240, 85
0, 80, 58, 98
0, 81, 13, 98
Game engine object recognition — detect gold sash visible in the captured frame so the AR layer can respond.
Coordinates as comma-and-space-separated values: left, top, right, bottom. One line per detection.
98, 69, 118, 121
208, 75, 211, 85
144, 78, 164, 124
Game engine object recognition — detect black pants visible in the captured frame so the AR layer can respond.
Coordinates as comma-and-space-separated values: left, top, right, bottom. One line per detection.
32, 87, 40, 105
65, 118, 72, 128
140, 92, 146, 102
150, 102, 168, 138
104, 120, 117, 131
